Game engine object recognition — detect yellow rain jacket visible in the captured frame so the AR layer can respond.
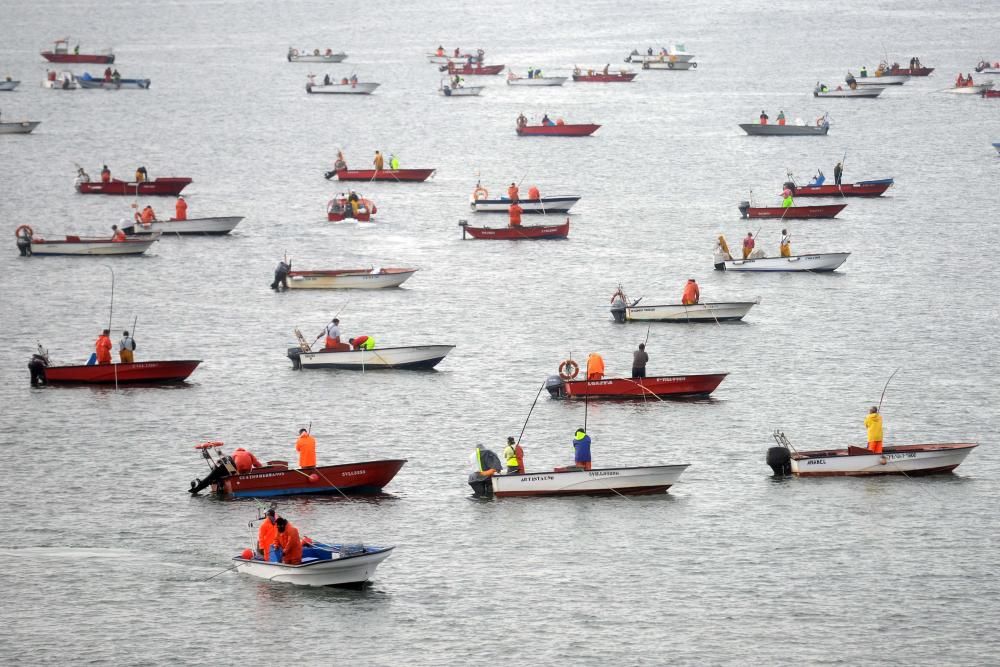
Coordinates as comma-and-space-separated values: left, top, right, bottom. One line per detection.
865, 413, 883, 442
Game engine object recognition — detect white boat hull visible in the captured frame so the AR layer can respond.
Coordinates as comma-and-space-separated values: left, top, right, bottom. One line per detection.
714, 252, 850, 272
790, 444, 977, 477
235, 546, 392, 587
0, 121, 40, 134
289, 53, 347, 63
307, 82, 379, 94
126, 216, 243, 235
854, 75, 909, 85
0, 81, 20, 91
487, 464, 690, 497
507, 76, 567, 86
440, 86, 484, 96
643, 60, 697, 70
28, 236, 159, 256
288, 269, 417, 289
293, 344, 455, 370
42, 78, 77, 90
815, 87, 883, 98
626, 52, 695, 63
621, 301, 758, 323
944, 83, 994, 94
471, 195, 580, 213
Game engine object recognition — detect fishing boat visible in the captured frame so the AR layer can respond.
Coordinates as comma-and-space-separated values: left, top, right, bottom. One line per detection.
572, 69, 636, 82
0, 80, 20, 91
444, 62, 505, 76
329, 168, 434, 182
0, 120, 40, 134
470, 187, 580, 213
767, 431, 977, 477
233, 540, 393, 587
189, 442, 405, 497
984, 90, 1000, 98
287, 267, 417, 289
41, 39, 114, 64
975, 60, 1000, 74
740, 117, 829, 136
714, 250, 849, 272
785, 178, 893, 197
288, 337, 455, 370
439, 81, 484, 96
610, 287, 759, 323
32, 357, 200, 384
19, 233, 160, 256
77, 177, 192, 196
327, 196, 376, 222
854, 74, 909, 86
516, 123, 600, 137
738, 201, 847, 219
287, 48, 347, 63
887, 65, 934, 76
42, 71, 78, 89
945, 81, 994, 95
545, 373, 727, 400
814, 85, 883, 98
78, 76, 151, 89
124, 216, 244, 235
506, 71, 567, 86
470, 463, 691, 498
306, 80, 379, 94
626, 47, 696, 64
459, 218, 569, 240
427, 49, 479, 64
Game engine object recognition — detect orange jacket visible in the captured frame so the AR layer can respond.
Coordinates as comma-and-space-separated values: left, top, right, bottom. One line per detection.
175, 198, 187, 220
101, 169, 111, 183
112, 229, 127, 242
258, 518, 277, 557
140, 207, 155, 223
682, 281, 700, 305
95, 335, 113, 363
233, 448, 262, 473
509, 203, 523, 226
527, 186, 540, 200
296, 433, 317, 468
586, 353, 604, 378
508, 185, 519, 201
277, 524, 303, 564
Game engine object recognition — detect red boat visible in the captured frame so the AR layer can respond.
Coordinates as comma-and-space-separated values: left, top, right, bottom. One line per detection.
77, 178, 192, 196
445, 62, 505, 75
327, 196, 376, 221
983, 89, 1000, 98
460, 219, 569, 240
40, 360, 201, 384
517, 123, 601, 137
547, 373, 728, 399
41, 39, 114, 64
888, 66, 934, 76
786, 178, 893, 197
332, 168, 435, 182
739, 203, 846, 219
189, 442, 406, 498
572, 71, 637, 82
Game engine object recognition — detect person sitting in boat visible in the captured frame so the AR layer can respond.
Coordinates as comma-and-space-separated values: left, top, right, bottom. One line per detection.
135, 166, 148, 183
865, 406, 883, 454
541, 114, 555, 126
742, 232, 755, 259
508, 202, 523, 227
95, 329, 113, 365
103, 67, 112, 82
809, 170, 825, 186
534, 68, 542, 78
453, 47, 460, 57
350, 335, 375, 350
451, 74, 463, 88
573, 428, 592, 471
232, 447, 263, 474
586, 352, 604, 380
965, 73, 974, 86
111, 69, 121, 84
503, 436, 524, 474
682, 278, 700, 305
860, 65, 868, 77
134, 205, 156, 224
555, 117, 565, 125
258, 508, 279, 558
74, 167, 90, 187
320, 317, 349, 350
516, 113, 528, 130
296, 428, 316, 468
334, 151, 347, 171
647, 47, 653, 56
759, 110, 768, 125
781, 188, 794, 208
389, 154, 400, 170
780, 229, 792, 257
349, 73, 358, 85
340, 76, 349, 84
275, 518, 303, 565
271, 259, 291, 291
436, 45, 445, 57
111, 224, 127, 242
846, 72, 857, 89
119, 330, 136, 363
528, 185, 540, 200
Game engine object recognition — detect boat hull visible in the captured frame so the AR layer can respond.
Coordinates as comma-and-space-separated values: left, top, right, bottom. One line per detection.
572, 72, 636, 82
642, 61, 697, 70
460, 220, 569, 239
42, 52, 114, 64
507, 76, 567, 86
618, 301, 758, 323
0, 81, 20, 91
471, 196, 580, 213
446, 64, 505, 75
715, 252, 850, 272
235, 545, 393, 587
626, 52, 695, 63
945, 84, 994, 94
814, 87, 882, 98
440, 86, 483, 96
517, 124, 600, 136
288, 53, 347, 63
741, 204, 846, 219
78, 78, 151, 89
550, 374, 727, 399
126, 216, 243, 235
485, 464, 690, 497
740, 123, 829, 136
290, 345, 455, 370
77, 178, 192, 196
790, 443, 977, 477
855, 75, 909, 85
27, 237, 158, 256
306, 82, 379, 94
888, 67, 933, 76
42, 360, 201, 384
0, 121, 40, 134
791, 179, 892, 197
334, 168, 434, 181
287, 268, 417, 289
212, 459, 407, 497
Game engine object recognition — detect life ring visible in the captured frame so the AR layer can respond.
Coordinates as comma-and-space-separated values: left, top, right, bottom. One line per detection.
313, 49, 320, 56
194, 441, 224, 450
15, 224, 33, 238
291, 48, 299, 56
816, 117, 824, 126
667, 61, 674, 69
473, 186, 489, 200
558, 359, 579, 380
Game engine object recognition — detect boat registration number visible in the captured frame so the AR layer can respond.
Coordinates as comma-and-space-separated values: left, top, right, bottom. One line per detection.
886, 452, 917, 460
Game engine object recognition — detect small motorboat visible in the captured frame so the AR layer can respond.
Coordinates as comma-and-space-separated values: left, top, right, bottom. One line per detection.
443, 62, 505, 76
738, 201, 846, 219
610, 286, 759, 323
572, 69, 636, 82
329, 168, 435, 182
470, 186, 580, 213
42, 71, 78, 89
814, 85, 883, 98
545, 372, 727, 400
516, 123, 600, 137
0, 80, 20, 91
287, 47, 347, 63
287, 267, 417, 289
740, 116, 830, 136
945, 81, 994, 95
854, 74, 909, 86
18, 232, 160, 256
327, 196, 376, 222
41, 39, 114, 64
29, 350, 199, 384
189, 442, 405, 497
714, 250, 849, 272
975, 60, 1000, 74
459, 218, 569, 240
78, 76, 151, 89
785, 178, 893, 197
306, 79, 379, 94
470, 462, 691, 498
767, 431, 977, 477
439, 81, 484, 96
0, 120, 40, 134
642, 59, 697, 71
124, 216, 244, 235
427, 49, 479, 64
288, 333, 454, 371
77, 177, 192, 196
506, 71, 567, 86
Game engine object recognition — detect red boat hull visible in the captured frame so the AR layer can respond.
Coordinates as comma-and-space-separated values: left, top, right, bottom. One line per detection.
983, 89, 1000, 98
517, 124, 600, 137
335, 169, 435, 181
572, 73, 636, 82
792, 182, 892, 197
77, 178, 192, 196
461, 220, 569, 240
554, 374, 727, 399
42, 360, 201, 384
447, 64, 505, 75
888, 67, 933, 76
42, 52, 115, 64
219, 459, 407, 497
743, 204, 846, 219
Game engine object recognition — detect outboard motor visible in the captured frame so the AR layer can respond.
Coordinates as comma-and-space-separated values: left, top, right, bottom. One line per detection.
287, 347, 303, 370
738, 201, 751, 219
28, 354, 47, 386
545, 374, 566, 398
767, 430, 793, 475
610, 296, 627, 323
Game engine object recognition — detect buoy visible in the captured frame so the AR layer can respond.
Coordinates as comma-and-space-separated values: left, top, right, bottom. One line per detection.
309, 473, 320, 482
241, 548, 253, 560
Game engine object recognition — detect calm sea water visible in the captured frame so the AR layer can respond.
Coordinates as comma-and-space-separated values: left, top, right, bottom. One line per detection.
2, 0, 999, 664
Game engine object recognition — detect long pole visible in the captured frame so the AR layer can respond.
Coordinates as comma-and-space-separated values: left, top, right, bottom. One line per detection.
877, 367, 901, 412
105, 265, 115, 331
517, 380, 546, 445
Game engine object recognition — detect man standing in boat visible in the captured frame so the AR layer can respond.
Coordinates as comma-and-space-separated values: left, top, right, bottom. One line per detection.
373, 150, 384, 171
834, 161, 844, 186
682, 278, 700, 305
503, 436, 524, 474
742, 232, 755, 259
174, 195, 187, 221
632, 343, 648, 379
258, 507, 279, 559
507, 182, 519, 202
389, 154, 400, 170
95, 329, 113, 365
271, 258, 291, 291
508, 202, 523, 227
573, 428, 592, 471
586, 352, 604, 380
296, 428, 317, 468
119, 330, 136, 363
759, 110, 769, 125
780, 229, 792, 257
275, 518, 303, 565
865, 407, 883, 454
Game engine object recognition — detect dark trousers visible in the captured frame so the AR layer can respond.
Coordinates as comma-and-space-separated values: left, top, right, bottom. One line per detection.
632, 367, 646, 378
835, 173, 842, 185
271, 271, 288, 290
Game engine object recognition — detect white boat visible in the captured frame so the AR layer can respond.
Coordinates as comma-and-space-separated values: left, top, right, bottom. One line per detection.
23, 233, 160, 256
234, 541, 393, 587
0, 80, 20, 91
306, 80, 379, 94
854, 74, 909, 86
944, 82, 994, 95
642, 59, 697, 71
611, 299, 759, 323
427, 51, 482, 64
714, 251, 850, 272
506, 73, 567, 86
288, 344, 455, 370
439, 83, 484, 97
0, 121, 40, 134
287, 267, 418, 289
77, 77, 151, 89
471, 464, 690, 497
626, 48, 695, 64
470, 195, 580, 213
124, 216, 243, 236
287, 48, 347, 63
42, 72, 77, 89
977, 67, 1000, 74
814, 85, 883, 98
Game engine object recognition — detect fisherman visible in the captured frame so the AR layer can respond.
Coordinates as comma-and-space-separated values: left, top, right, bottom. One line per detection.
134, 166, 147, 182
139, 205, 156, 224
507, 182, 519, 202
320, 317, 346, 350
781, 189, 794, 208
865, 406, 883, 454
258, 507, 279, 558
508, 202, 523, 227
451, 74, 463, 88
632, 343, 649, 379
834, 161, 843, 186
780, 229, 792, 257
275, 518, 303, 565
16, 226, 32, 256
373, 150, 384, 170
349, 73, 357, 85
542, 114, 555, 126
846, 72, 857, 89
516, 113, 528, 130
333, 151, 347, 171
295, 428, 317, 468
323, 73, 331, 85
95, 329, 113, 365
777, 110, 786, 126
682, 278, 700, 305
860, 65, 868, 77
586, 352, 605, 380
527, 185, 540, 200
966, 73, 974, 86
436, 45, 445, 57
119, 330, 136, 363
232, 447, 262, 474
742, 232, 755, 259
759, 110, 769, 125
809, 170, 825, 186
174, 195, 187, 221
349, 335, 375, 350
573, 428, 592, 471
271, 258, 291, 291
956, 73, 965, 87
111, 224, 127, 242
603, 63, 610, 75
389, 153, 400, 170
503, 436, 524, 474
348, 190, 360, 216
101, 165, 111, 182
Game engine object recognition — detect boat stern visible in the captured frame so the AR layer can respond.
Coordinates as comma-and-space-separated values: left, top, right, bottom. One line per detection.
545, 374, 566, 398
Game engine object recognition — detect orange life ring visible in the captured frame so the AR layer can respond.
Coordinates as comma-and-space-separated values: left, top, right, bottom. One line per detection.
816, 117, 824, 126
194, 441, 224, 450
558, 359, 579, 380
15, 224, 33, 238
473, 186, 489, 200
